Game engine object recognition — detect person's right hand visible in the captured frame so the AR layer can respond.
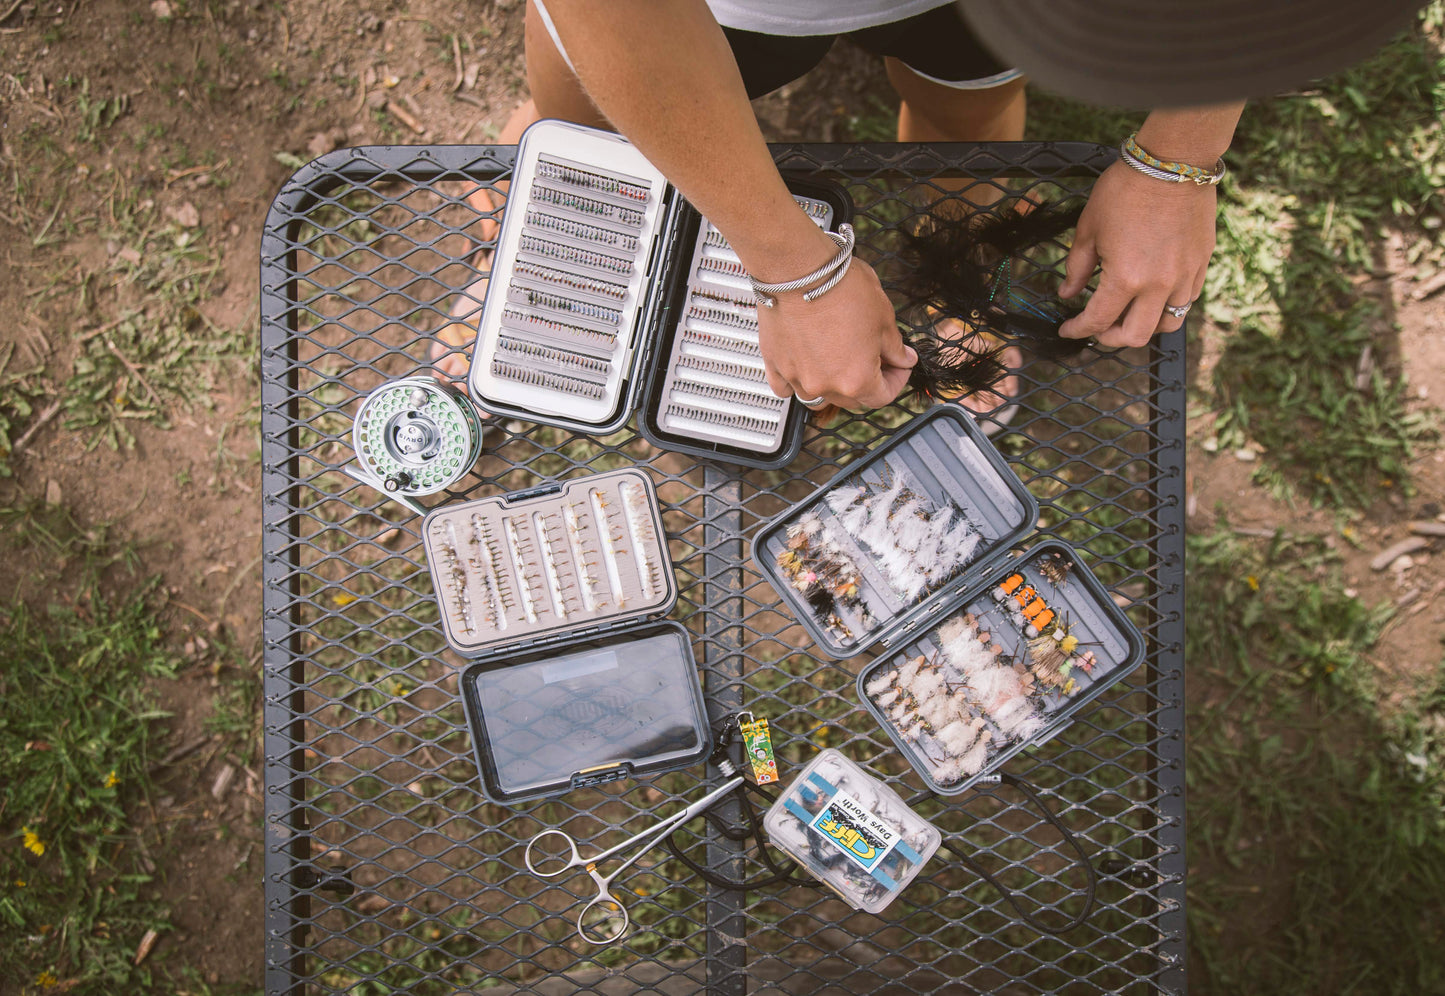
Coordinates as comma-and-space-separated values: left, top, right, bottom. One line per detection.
755, 253, 917, 412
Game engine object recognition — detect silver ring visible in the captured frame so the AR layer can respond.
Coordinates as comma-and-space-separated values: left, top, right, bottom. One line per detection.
1163, 302, 1192, 320
795, 394, 828, 408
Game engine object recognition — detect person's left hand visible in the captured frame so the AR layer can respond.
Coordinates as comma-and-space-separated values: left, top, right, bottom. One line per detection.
1056, 160, 1217, 346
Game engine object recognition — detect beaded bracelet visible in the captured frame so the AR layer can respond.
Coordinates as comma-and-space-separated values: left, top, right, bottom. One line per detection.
748, 224, 856, 308
1120, 133, 1226, 186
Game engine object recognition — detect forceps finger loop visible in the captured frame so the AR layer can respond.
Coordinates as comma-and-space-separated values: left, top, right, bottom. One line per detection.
525, 828, 582, 876
578, 891, 631, 945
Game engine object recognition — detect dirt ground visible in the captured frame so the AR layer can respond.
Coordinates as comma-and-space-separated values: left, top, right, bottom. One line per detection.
1, 0, 1441, 991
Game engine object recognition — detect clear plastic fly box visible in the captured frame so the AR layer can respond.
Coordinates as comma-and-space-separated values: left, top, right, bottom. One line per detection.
464, 118, 850, 469
764, 749, 941, 914
752, 407, 1146, 794
422, 468, 711, 803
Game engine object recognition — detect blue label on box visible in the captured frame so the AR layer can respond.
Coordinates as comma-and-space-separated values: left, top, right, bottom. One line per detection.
808, 789, 899, 874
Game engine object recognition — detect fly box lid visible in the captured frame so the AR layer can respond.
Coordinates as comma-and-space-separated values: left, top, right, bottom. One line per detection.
752, 405, 1039, 659
468, 120, 676, 436
764, 748, 941, 914
634, 178, 851, 469
460, 621, 711, 803
465, 118, 850, 468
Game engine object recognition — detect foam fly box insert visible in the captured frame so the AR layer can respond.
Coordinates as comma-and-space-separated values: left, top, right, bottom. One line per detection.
751, 406, 1146, 793
465, 119, 849, 469
423, 468, 711, 802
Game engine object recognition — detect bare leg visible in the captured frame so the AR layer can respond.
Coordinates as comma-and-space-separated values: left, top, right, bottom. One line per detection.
886, 60, 1028, 425
432, 98, 540, 381
431, 0, 611, 382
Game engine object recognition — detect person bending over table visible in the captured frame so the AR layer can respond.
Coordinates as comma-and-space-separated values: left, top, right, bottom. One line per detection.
432, 0, 1417, 415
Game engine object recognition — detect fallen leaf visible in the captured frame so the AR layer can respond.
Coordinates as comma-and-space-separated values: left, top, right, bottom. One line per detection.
133, 928, 159, 966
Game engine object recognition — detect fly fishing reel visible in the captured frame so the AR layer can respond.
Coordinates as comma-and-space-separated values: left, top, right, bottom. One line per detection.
352, 376, 484, 500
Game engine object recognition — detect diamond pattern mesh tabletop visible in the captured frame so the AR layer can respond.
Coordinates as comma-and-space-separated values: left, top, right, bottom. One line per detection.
260, 142, 1186, 996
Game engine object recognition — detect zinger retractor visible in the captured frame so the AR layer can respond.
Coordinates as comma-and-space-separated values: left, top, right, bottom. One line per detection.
352, 376, 484, 500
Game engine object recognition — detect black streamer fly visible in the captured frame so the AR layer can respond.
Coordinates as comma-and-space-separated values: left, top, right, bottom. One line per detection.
899, 201, 1088, 403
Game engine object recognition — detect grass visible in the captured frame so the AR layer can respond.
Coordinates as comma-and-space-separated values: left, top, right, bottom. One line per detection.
1028, 6, 1445, 507
1184, 527, 1445, 994
3, 114, 251, 458
0, 342, 49, 478
0, 504, 180, 995
60, 175, 249, 452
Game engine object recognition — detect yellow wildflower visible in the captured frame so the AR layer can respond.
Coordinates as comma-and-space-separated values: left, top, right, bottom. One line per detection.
1246, 575, 1260, 592
21, 827, 45, 857
36, 971, 58, 987
103, 770, 119, 788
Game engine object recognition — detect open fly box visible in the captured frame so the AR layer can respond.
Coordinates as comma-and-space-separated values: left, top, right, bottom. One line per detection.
422, 468, 711, 803
465, 119, 849, 469
752, 406, 1146, 793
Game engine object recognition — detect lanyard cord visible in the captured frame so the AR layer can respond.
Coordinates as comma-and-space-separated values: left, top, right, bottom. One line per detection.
908, 773, 1099, 935
662, 721, 816, 890
663, 725, 1097, 935
662, 778, 816, 891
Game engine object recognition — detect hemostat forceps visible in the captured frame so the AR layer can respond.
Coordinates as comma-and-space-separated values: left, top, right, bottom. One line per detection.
524, 775, 744, 943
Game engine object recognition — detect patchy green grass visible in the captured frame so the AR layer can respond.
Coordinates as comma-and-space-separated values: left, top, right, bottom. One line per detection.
6, 113, 250, 457
1029, 6, 1445, 507
60, 180, 249, 452
0, 505, 180, 995
0, 343, 50, 478
1184, 528, 1445, 995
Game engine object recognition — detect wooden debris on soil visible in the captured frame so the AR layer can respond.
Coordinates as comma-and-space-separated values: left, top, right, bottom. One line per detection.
11, 399, 62, 455
1370, 536, 1429, 571
133, 927, 159, 966
1411, 269, 1445, 301
210, 763, 236, 800
385, 98, 426, 135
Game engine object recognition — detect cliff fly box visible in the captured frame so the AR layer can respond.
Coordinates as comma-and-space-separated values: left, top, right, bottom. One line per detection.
764, 749, 941, 914
423, 468, 711, 803
465, 119, 849, 469
752, 407, 1145, 793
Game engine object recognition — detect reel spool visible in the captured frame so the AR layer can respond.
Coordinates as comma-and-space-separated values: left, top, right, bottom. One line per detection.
352, 376, 484, 497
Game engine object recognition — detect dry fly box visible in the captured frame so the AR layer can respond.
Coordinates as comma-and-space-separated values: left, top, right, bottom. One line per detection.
423, 468, 711, 803
752, 406, 1146, 793
465, 119, 849, 469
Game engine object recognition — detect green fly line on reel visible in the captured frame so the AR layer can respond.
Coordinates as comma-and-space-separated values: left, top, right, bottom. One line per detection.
352, 376, 485, 500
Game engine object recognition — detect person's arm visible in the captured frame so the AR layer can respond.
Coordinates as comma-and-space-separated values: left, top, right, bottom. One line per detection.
544, 0, 915, 409
1058, 102, 1245, 346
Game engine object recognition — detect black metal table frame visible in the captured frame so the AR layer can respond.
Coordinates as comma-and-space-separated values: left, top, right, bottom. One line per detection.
260, 141, 1186, 995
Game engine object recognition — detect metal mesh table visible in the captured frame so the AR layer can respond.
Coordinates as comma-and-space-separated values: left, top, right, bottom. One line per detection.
260, 142, 1186, 996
